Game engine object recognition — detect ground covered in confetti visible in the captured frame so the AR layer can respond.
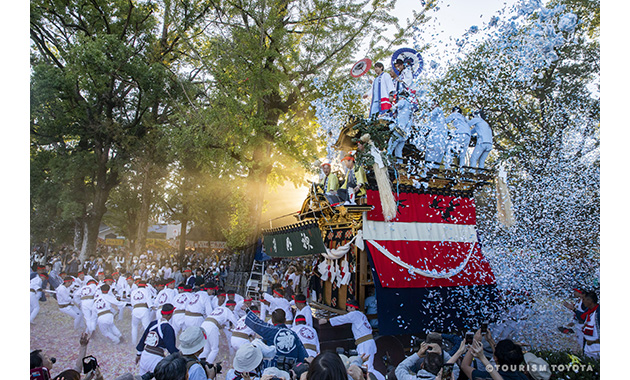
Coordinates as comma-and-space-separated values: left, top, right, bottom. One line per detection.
30, 299, 235, 379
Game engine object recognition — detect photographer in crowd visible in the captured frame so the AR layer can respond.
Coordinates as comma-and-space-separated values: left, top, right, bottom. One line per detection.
460, 330, 527, 380
394, 332, 464, 380
178, 326, 220, 380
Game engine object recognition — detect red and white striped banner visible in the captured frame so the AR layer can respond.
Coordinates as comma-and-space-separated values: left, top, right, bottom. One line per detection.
364, 189, 495, 288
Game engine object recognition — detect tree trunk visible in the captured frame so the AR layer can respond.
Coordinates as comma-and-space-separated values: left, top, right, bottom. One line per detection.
134, 163, 154, 256
179, 210, 189, 256
79, 142, 119, 262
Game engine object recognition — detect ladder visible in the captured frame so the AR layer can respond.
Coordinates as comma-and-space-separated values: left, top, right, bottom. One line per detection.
246, 259, 265, 301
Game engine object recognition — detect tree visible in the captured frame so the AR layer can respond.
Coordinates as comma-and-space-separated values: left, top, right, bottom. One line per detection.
30, 0, 209, 260
172, 0, 434, 275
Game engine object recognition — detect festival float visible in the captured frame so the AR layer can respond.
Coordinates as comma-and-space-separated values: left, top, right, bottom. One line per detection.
261, 47, 514, 373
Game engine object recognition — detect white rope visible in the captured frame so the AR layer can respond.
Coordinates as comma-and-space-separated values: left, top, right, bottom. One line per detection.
366, 239, 477, 279
320, 231, 361, 260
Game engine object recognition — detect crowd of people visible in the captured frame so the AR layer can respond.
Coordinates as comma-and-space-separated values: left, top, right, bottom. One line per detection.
30, 244, 600, 380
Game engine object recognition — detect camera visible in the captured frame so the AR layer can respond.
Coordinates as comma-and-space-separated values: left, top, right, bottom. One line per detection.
199, 358, 222, 374
276, 356, 296, 371
140, 372, 154, 380
441, 363, 454, 379
82, 355, 98, 374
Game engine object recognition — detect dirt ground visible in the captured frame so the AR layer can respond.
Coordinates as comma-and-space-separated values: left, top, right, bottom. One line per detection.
30, 299, 235, 379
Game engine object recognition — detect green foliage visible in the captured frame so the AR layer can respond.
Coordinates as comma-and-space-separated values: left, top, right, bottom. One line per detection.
530, 350, 599, 380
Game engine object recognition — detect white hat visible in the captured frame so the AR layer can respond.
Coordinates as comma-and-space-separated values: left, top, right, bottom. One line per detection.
250, 338, 277, 359
178, 327, 207, 355
233, 344, 263, 373
523, 353, 551, 380
262, 367, 290, 380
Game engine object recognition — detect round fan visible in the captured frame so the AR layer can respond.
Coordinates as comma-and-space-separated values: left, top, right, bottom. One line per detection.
391, 48, 424, 76
350, 58, 372, 78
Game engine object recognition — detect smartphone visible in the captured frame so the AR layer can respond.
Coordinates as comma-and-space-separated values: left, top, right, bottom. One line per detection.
465, 332, 474, 345
481, 321, 488, 333
82, 356, 98, 374
442, 363, 454, 379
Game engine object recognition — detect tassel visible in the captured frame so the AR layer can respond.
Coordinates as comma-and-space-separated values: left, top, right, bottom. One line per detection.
496, 167, 515, 227
361, 133, 397, 221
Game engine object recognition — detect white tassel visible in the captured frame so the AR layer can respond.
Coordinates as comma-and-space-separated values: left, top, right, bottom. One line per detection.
361, 134, 397, 221
496, 167, 515, 227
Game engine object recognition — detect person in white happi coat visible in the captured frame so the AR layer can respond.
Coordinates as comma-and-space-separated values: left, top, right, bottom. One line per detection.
291, 294, 313, 328
154, 279, 177, 320
130, 280, 154, 345
468, 110, 493, 169
94, 284, 126, 343
366, 62, 395, 117
234, 297, 253, 320
79, 279, 99, 334
56, 276, 84, 329
445, 106, 472, 168
231, 305, 259, 352
291, 315, 319, 358
184, 286, 208, 329
170, 284, 190, 336
203, 282, 219, 316
424, 99, 448, 169
30, 272, 48, 323
387, 90, 413, 164
200, 299, 239, 363
319, 298, 385, 380
211, 289, 227, 310
393, 58, 414, 95
262, 288, 293, 325
580, 291, 600, 359
227, 290, 245, 306
68, 276, 83, 307
117, 275, 135, 322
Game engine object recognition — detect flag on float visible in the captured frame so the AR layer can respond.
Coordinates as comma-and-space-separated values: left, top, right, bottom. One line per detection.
363, 189, 495, 288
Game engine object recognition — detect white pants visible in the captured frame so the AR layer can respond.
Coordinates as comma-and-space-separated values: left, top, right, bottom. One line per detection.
184, 315, 204, 329
97, 313, 122, 343
470, 142, 492, 168
231, 336, 249, 352
131, 308, 151, 345
199, 323, 220, 363
81, 300, 97, 334
171, 313, 186, 337
138, 352, 164, 376
60, 305, 84, 330
445, 133, 470, 167
425, 131, 447, 167
30, 292, 41, 323
357, 340, 385, 380
584, 342, 600, 359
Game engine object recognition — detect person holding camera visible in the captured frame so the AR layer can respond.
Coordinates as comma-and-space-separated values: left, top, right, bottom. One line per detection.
225, 343, 265, 380
461, 330, 527, 380
178, 326, 220, 380
394, 335, 464, 380
153, 352, 188, 380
